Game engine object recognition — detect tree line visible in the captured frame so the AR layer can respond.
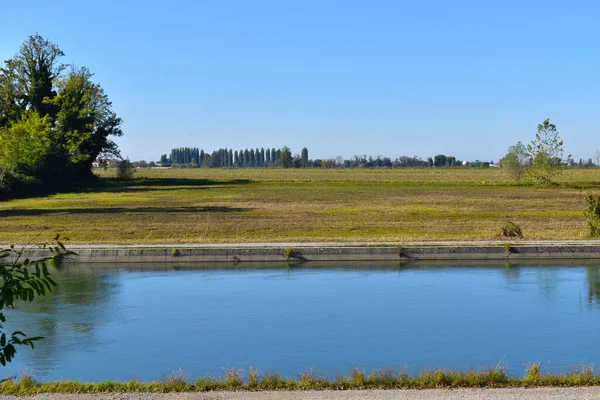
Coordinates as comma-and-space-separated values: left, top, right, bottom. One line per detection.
0, 35, 122, 197
159, 146, 306, 168
151, 148, 471, 169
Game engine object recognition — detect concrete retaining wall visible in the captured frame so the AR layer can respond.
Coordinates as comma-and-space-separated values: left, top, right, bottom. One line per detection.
12, 245, 600, 264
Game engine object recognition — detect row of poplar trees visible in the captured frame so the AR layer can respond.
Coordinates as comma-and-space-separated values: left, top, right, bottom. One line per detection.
160, 146, 309, 168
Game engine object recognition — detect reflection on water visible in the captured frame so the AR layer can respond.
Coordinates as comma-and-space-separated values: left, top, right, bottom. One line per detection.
4, 261, 600, 382
586, 267, 600, 304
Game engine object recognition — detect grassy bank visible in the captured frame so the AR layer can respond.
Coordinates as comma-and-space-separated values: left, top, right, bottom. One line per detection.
0, 168, 598, 244
2, 364, 600, 395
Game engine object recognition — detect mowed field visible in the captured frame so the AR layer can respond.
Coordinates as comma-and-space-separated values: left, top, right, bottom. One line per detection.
0, 168, 599, 244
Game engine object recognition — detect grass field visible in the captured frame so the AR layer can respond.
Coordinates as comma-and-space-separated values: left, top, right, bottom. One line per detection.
0, 167, 599, 244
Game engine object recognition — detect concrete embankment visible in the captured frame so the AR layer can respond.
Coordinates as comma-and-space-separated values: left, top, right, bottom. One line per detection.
15, 241, 600, 263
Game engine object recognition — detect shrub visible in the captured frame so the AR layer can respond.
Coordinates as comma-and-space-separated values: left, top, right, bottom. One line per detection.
0, 169, 11, 200
584, 192, 600, 237
116, 159, 135, 180
499, 220, 523, 239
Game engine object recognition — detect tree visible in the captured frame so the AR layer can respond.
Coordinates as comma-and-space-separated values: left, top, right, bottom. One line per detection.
433, 154, 447, 167
503, 142, 529, 182
279, 146, 293, 168
301, 147, 309, 168
116, 159, 135, 180
0, 35, 123, 186
526, 118, 566, 184
0, 236, 72, 365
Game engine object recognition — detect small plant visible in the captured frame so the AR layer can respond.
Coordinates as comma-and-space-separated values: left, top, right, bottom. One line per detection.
499, 219, 523, 239
525, 362, 542, 382
171, 248, 180, 257
284, 247, 293, 260
397, 246, 404, 258
248, 367, 259, 387
116, 159, 135, 180
160, 368, 189, 391
504, 243, 511, 255
584, 192, 600, 237
350, 368, 365, 387
224, 369, 243, 389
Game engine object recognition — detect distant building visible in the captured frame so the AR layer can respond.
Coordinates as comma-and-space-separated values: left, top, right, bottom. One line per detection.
93, 159, 121, 168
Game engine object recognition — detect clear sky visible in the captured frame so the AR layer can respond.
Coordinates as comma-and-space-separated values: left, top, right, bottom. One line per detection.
1, 0, 599, 162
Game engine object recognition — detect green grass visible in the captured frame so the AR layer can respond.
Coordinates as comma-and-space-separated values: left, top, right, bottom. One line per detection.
2, 364, 600, 394
0, 167, 598, 244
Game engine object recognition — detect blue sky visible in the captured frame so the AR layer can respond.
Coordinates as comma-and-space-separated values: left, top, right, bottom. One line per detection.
1, 0, 599, 162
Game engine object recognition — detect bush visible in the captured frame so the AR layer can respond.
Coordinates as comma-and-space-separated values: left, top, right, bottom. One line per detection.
0, 169, 11, 200
116, 159, 135, 180
584, 192, 600, 237
499, 220, 523, 239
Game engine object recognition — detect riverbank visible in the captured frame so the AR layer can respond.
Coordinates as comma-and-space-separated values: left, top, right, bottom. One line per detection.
16, 241, 600, 263
2, 365, 600, 396
1, 388, 599, 400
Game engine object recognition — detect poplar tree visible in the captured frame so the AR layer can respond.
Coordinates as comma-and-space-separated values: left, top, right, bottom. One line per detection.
301, 147, 309, 168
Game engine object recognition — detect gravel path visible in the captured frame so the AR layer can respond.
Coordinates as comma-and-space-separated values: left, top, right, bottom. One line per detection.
65, 240, 600, 249
3, 388, 600, 400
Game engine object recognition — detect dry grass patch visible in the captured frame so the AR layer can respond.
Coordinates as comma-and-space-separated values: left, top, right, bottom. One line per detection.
0, 168, 596, 244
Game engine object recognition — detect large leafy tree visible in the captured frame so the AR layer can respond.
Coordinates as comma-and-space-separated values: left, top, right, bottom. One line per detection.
0, 34, 122, 184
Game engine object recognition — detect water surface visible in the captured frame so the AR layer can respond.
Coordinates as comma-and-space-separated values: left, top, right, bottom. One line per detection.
5, 261, 600, 381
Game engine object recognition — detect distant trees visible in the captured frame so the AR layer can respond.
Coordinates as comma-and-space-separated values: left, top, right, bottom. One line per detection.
160, 146, 302, 168
433, 155, 458, 167
156, 146, 477, 170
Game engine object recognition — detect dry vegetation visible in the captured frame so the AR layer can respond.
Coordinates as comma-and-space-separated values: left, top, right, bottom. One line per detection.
0, 168, 598, 244
2, 363, 600, 394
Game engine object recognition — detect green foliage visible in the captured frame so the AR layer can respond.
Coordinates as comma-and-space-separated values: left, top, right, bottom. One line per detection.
279, 146, 293, 168
0, 236, 73, 366
499, 220, 523, 239
301, 147, 309, 168
116, 159, 135, 181
0, 112, 52, 175
526, 119, 566, 184
584, 192, 600, 237
504, 243, 511, 255
0, 34, 122, 189
0, 169, 11, 200
503, 141, 529, 182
